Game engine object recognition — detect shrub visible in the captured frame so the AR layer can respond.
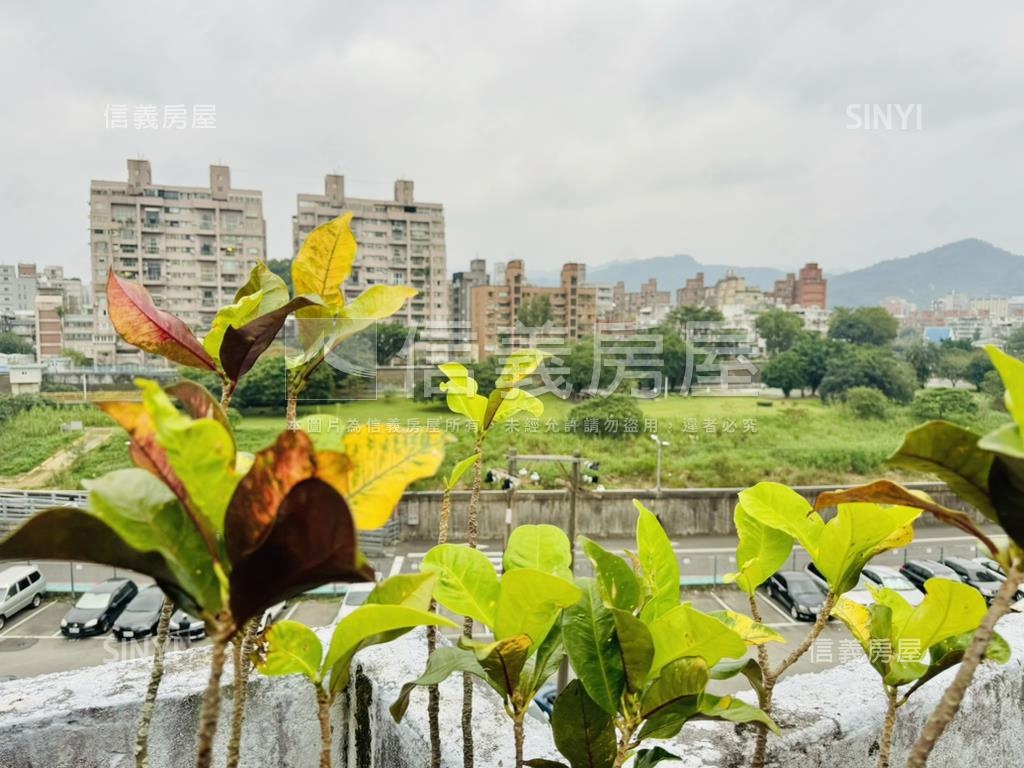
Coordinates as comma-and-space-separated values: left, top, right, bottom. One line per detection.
568, 394, 644, 438
910, 388, 979, 422
819, 345, 916, 404
843, 386, 889, 420
0, 394, 61, 425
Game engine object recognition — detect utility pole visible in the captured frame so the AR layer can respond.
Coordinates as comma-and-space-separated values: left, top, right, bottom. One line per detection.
505, 450, 517, 550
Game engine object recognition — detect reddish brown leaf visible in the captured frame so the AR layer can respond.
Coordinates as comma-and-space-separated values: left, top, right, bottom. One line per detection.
164, 380, 232, 433
814, 480, 1000, 556
220, 296, 319, 382
106, 270, 217, 371
228, 478, 374, 624
224, 430, 318, 563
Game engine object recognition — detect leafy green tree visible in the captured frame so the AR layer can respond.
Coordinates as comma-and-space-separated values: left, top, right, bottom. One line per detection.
828, 307, 899, 346
266, 258, 294, 294
665, 305, 724, 328
910, 389, 978, 423
844, 386, 889, 420
565, 337, 617, 395
61, 348, 91, 367
901, 340, 940, 386
965, 348, 994, 389
755, 309, 805, 355
376, 321, 415, 366
934, 344, 973, 386
792, 334, 832, 395
233, 354, 333, 410
819, 346, 916, 404
762, 351, 804, 397
569, 394, 645, 438
517, 295, 553, 328
1003, 326, 1024, 358
0, 332, 33, 356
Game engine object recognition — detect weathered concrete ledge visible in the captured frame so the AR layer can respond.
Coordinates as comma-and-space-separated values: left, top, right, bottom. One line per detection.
1, 615, 1022, 767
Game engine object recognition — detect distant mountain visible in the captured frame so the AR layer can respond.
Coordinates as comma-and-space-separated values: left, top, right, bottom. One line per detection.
529, 254, 789, 292
828, 239, 1024, 308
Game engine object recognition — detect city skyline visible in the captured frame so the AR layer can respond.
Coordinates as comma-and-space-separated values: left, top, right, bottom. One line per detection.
3, 3, 1023, 282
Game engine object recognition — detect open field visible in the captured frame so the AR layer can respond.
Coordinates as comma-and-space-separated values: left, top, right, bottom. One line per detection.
30, 392, 1008, 491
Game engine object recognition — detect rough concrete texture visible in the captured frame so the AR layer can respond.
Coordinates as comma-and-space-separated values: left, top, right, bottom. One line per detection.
0, 616, 1022, 767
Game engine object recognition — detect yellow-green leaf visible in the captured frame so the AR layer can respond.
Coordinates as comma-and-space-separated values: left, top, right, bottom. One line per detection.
256, 619, 324, 684
495, 349, 549, 389
707, 609, 785, 646
292, 212, 357, 308
202, 290, 264, 362
235, 261, 290, 314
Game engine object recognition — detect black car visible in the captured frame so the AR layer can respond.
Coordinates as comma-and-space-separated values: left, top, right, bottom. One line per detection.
61, 578, 138, 637
766, 571, 827, 621
898, 560, 960, 593
113, 585, 164, 640
942, 557, 1001, 603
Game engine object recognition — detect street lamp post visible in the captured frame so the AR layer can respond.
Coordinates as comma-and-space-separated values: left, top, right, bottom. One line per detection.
650, 434, 670, 493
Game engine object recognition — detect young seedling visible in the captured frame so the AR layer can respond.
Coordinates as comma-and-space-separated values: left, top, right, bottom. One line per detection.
255, 572, 456, 768
831, 578, 1009, 768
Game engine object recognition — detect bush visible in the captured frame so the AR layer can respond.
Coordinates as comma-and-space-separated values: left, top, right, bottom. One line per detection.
911, 388, 979, 422
569, 394, 644, 439
843, 386, 889, 420
819, 345, 916, 404
0, 394, 61, 425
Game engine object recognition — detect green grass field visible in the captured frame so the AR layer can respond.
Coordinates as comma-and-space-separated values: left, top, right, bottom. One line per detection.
13, 393, 1009, 491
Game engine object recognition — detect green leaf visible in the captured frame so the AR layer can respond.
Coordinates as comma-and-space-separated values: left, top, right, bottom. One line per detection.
581, 537, 642, 612
693, 693, 779, 733
726, 501, 794, 594
390, 645, 496, 723
367, 572, 437, 611
640, 656, 709, 719
494, 569, 581, 643
324, 604, 456, 695
235, 261, 290, 314
897, 578, 988, 658
495, 350, 549, 389
647, 604, 747, 676
292, 212, 357, 309
987, 345, 1024, 430
461, 634, 533, 701
485, 387, 545, 429
633, 501, 680, 622
445, 452, 481, 490
504, 525, 573, 580
139, 379, 239, 534
634, 747, 682, 768
256, 620, 324, 684
707, 610, 785, 646
987, 454, 1024, 548
421, 544, 500, 627
816, 503, 920, 594
887, 422, 996, 520
562, 579, 625, 714
84, 468, 221, 614
438, 363, 488, 427
738, 482, 823, 556
203, 291, 264, 362
979, 422, 1024, 460
709, 657, 766, 701
523, 624, 565, 696
610, 608, 654, 692
550, 680, 617, 768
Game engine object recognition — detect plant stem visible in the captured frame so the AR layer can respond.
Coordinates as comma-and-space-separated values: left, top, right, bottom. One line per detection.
135, 598, 174, 768
427, 486, 454, 768
612, 719, 638, 768
878, 685, 898, 768
286, 393, 298, 431
316, 686, 333, 768
905, 565, 1021, 768
513, 712, 525, 768
195, 635, 229, 768
225, 618, 258, 768
748, 593, 771, 768
773, 592, 836, 679
219, 380, 236, 411
461, 445, 484, 768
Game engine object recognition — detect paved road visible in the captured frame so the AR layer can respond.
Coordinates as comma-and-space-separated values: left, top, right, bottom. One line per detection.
0, 526, 1005, 686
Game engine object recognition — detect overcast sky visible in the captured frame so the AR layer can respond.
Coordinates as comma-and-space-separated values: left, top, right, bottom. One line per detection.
1, 1, 1022, 283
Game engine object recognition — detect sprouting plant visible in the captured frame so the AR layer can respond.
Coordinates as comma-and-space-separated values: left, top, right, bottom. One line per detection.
830, 578, 1009, 768
435, 350, 548, 767
254, 572, 456, 768
286, 212, 417, 428
391, 525, 581, 768
725, 482, 921, 768
816, 345, 1024, 767
0, 379, 445, 768
547, 502, 776, 768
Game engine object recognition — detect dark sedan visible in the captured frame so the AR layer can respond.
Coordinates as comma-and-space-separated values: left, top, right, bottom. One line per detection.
942, 557, 1001, 603
114, 585, 164, 640
766, 571, 827, 621
61, 578, 138, 637
899, 560, 961, 593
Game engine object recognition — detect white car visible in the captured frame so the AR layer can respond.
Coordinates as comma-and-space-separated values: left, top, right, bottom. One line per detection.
337, 583, 375, 619
861, 565, 924, 606
256, 601, 287, 632
0, 565, 47, 631
804, 562, 874, 606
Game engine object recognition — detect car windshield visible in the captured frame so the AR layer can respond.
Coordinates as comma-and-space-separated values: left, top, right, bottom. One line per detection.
130, 590, 164, 610
345, 590, 370, 607
75, 592, 111, 610
882, 577, 913, 589
970, 570, 998, 582
787, 576, 818, 593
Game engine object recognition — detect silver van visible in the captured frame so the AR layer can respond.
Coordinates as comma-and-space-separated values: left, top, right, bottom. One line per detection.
0, 565, 47, 630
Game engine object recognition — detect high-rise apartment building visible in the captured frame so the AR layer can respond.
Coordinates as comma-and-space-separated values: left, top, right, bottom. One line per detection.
469, 260, 597, 359
451, 258, 489, 342
0, 263, 39, 315
90, 159, 266, 365
292, 175, 448, 334
770, 262, 827, 309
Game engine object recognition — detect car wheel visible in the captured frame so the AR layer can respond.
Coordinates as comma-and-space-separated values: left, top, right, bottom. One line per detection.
31, 594, 42, 609
790, 604, 799, 620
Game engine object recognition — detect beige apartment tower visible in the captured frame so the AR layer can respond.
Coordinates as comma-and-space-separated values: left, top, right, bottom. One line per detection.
293, 175, 449, 337
90, 159, 267, 365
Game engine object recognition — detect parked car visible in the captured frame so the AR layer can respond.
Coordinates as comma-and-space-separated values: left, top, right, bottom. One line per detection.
61, 578, 137, 637
973, 557, 1024, 601
256, 601, 287, 632
861, 565, 923, 606
766, 571, 827, 621
168, 609, 206, 640
899, 560, 960, 593
942, 557, 1001, 603
113, 585, 164, 640
804, 562, 873, 606
0, 565, 47, 631
338, 583, 375, 619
